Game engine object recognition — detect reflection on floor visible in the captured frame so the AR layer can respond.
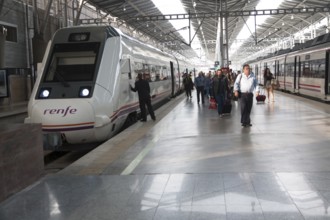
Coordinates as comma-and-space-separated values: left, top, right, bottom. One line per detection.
1, 92, 330, 219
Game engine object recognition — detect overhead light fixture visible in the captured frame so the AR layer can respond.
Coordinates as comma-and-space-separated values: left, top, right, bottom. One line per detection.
123, 5, 126, 11
193, 1, 196, 7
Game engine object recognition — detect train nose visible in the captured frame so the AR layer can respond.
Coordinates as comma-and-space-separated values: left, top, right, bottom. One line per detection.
26, 100, 96, 144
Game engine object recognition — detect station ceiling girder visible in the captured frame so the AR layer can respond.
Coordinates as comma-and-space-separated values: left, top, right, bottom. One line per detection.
81, 0, 330, 67
132, 6, 330, 22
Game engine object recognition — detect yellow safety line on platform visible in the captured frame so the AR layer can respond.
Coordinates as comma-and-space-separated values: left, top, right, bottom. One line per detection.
121, 134, 160, 175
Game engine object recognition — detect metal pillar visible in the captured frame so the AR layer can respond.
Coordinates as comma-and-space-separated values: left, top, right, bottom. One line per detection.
63, 0, 68, 27
219, 0, 224, 67
0, 0, 4, 15
42, 0, 54, 36
24, 0, 35, 86
74, 0, 86, 26
0, 26, 6, 68
224, 0, 229, 67
218, 0, 229, 67
32, 0, 40, 34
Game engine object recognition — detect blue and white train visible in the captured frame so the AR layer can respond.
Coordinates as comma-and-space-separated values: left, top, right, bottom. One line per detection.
249, 33, 330, 101
25, 25, 191, 148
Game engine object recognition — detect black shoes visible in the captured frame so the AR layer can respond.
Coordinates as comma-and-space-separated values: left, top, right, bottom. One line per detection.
242, 123, 252, 127
141, 117, 156, 122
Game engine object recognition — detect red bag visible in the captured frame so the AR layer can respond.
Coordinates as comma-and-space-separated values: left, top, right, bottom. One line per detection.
256, 94, 266, 102
209, 97, 217, 109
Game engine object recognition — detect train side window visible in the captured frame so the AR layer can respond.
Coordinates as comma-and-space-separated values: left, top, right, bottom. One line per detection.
134, 62, 143, 78
317, 62, 326, 78
302, 61, 311, 78
162, 67, 168, 80
310, 59, 325, 78
142, 63, 151, 82
149, 65, 156, 82
280, 64, 285, 76
286, 62, 294, 77
155, 66, 161, 81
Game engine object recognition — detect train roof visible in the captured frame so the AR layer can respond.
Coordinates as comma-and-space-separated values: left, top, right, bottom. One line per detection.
247, 32, 330, 64
52, 25, 175, 60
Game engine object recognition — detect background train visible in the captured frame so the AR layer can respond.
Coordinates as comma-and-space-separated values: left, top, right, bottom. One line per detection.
249, 32, 330, 101
24, 25, 192, 149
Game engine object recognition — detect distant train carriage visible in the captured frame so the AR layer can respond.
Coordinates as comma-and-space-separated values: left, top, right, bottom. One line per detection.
249, 33, 330, 101
25, 25, 191, 149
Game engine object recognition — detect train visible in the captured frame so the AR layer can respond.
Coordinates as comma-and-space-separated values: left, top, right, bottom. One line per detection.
24, 25, 192, 149
249, 32, 330, 101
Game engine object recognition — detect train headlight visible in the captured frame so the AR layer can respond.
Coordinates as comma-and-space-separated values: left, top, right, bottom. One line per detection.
39, 88, 51, 98
79, 87, 91, 97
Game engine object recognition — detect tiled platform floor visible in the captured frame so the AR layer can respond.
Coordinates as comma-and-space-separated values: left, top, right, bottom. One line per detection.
1, 92, 330, 219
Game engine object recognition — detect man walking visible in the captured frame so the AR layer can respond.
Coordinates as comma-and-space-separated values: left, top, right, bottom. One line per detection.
234, 64, 259, 127
130, 73, 156, 122
194, 72, 205, 104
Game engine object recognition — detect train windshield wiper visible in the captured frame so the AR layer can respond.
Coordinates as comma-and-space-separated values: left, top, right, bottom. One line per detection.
55, 71, 70, 87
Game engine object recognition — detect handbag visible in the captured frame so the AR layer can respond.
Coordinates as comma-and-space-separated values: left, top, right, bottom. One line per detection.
271, 79, 279, 89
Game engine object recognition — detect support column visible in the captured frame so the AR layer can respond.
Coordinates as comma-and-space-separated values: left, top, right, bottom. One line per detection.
224, 0, 229, 67
63, 0, 68, 27
219, 0, 224, 67
218, 0, 229, 68
74, 0, 86, 26
327, 13, 330, 33
0, 26, 6, 68
42, 0, 54, 36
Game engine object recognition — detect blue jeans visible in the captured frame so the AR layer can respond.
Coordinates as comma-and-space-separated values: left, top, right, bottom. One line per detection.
215, 94, 225, 115
204, 87, 210, 97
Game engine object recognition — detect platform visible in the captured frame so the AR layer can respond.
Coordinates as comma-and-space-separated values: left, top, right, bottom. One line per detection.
1, 92, 330, 220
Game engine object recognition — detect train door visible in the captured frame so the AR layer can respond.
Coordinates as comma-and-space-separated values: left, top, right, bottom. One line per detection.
275, 60, 279, 79
326, 50, 330, 96
255, 64, 259, 82
294, 56, 300, 93
170, 61, 175, 97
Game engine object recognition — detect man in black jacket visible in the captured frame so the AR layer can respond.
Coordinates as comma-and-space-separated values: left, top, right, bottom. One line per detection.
130, 73, 156, 122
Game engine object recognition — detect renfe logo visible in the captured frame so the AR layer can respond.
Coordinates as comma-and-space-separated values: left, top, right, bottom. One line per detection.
44, 106, 77, 117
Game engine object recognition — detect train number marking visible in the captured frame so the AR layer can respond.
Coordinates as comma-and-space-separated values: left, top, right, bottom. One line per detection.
44, 106, 77, 117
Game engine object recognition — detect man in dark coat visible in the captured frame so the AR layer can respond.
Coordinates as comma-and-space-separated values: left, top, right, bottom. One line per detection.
130, 73, 156, 122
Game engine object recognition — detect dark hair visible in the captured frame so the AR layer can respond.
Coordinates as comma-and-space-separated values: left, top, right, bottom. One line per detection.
243, 64, 250, 70
263, 68, 271, 76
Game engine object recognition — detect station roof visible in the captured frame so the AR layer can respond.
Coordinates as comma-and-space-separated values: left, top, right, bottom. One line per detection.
86, 0, 330, 67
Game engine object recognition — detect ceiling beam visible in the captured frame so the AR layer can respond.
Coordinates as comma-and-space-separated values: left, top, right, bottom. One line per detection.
131, 6, 330, 21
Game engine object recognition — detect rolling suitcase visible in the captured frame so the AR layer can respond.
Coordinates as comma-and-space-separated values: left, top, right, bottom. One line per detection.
256, 88, 266, 103
222, 99, 232, 114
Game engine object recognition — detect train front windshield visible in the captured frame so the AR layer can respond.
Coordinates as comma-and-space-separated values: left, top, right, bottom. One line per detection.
44, 43, 100, 82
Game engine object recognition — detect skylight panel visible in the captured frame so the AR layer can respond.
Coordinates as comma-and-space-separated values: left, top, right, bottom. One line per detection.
152, 0, 203, 57
229, 0, 284, 57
